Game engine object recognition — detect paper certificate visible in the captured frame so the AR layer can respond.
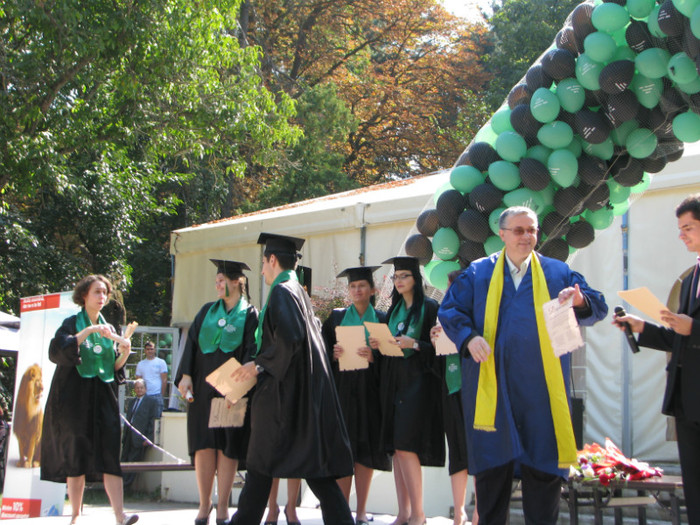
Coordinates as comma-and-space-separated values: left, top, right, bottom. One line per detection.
542, 297, 584, 357
208, 397, 247, 428
363, 322, 404, 357
206, 357, 256, 404
617, 287, 669, 326
435, 325, 459, 356
335, 325, 370, 371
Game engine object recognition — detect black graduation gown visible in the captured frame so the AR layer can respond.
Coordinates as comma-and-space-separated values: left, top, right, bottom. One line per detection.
41, 315, 125, 483
175, 302, 258, 465
321, 308, 391, 472
378, 297, 445, 467
246, 279, 353, 479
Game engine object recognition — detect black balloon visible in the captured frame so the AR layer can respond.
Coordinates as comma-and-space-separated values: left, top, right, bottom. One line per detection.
416, 209, 441, 237
510, 104, 542, 141
575, 110, 612, 144
641, 155, 668, 173
605, 91, 639, 128
556, 27, 579, 54
469, 183, 504, 214
658, 0, 685, 38
648, 108, 675, 139
567, 220, 595, 249
526, 64, 553, 93
580, 182, 611, 211
541, 211, 571, 238
578, 153, 609, 185
660, 87, 688, 116
436, 190, 465, 227
519, 157, 551, 191
571, 3, 595, 44
405, 234, 434, 262
467, 142, 500, 171
611, 155, 645, 187
538, 237, 570, 262
626, 20, 654, 53
457, 209, 491, 243
599, 61, 636, 95
459, 239, 487, 266
508, 84, 531, 109
541, 48, 576, 81
553, 186, 585, 216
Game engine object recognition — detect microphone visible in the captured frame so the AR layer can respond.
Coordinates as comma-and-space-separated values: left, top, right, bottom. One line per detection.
614, 306, 640, 354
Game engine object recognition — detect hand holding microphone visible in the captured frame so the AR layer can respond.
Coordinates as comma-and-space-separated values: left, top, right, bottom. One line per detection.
613, 306, 640, 354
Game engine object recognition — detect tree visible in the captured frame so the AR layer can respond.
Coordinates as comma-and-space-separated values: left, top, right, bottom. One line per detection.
482, 0, 582, 110
0, 0, 299, 315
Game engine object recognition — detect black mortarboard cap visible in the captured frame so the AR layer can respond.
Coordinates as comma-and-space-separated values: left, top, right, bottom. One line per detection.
210, 259, 251, 278
295, 265, 312, 290
336, 266, 381, 283
257, 232, 305, 255
382, 256, 420, 273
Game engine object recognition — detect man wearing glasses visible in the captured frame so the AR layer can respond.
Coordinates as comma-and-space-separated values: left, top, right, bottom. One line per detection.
439, 206, 608, 525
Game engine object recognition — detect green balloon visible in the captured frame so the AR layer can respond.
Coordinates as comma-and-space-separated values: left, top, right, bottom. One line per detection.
530, 87, 561, 123
423, 260, 441, 281
525, 145, 552, 165
427, 260, 461, 290
612, 198, 631, 215
576, 54, 604, 90
647, 5, 665, 38
433, 227, 461, 260
592, 3, 630, 33
631, 172, 651, 194
504, 188, 544, 214
677, 76, 700, 95
584, 207, 614, 229
611, 120, 640, 146
673, 0, 700, 17
474, 123, 498, 145
628, 0, 655, 19
556, 78, 586, 113
484, 235, 505, 256
547, 149, 578, 187
489, 207, 506, 235
539, 183, 556, 207
433, 182, 453, 205
495, 131, 527, 162
161, 333, 172, 345
630, 73, 663, 109
692, 4, 700, 39
613, 45, 636, 62
626, 128, 658, 158
636, 48, 671, 79
608, 179, 632, 204
668, 52, 698, 85
491, 107, 514, 134
584, 31, 617, 63
565, 135, 583, 158
450, 165, 484, 193
488, 160, 522, 190
537, 121, 574, 150
673, 111, 700, 142
583, 138, 615, 160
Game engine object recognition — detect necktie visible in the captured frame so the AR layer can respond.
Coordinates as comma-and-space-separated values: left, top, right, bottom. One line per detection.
131, 398, 141, 421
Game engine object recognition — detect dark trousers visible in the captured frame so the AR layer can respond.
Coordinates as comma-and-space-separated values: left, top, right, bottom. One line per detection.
475, 462, 562, 525
676, 416, 700, 525
229, 470, 354, 525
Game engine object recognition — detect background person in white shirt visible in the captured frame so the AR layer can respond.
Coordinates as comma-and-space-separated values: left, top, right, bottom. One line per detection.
135, 341, 167, 416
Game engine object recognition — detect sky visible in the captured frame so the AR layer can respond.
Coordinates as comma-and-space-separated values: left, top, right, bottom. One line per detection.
441, 0, 492, 21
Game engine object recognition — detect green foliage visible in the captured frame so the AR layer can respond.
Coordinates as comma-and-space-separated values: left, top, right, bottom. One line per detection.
483, 0, 581, 110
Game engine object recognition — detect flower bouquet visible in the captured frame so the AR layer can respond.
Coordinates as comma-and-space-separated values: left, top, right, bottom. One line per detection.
569, 437, 663, 486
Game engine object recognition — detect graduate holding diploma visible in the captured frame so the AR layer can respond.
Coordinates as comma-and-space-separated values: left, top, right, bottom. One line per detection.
372, 256, 444, 525
321, 266, 391, 525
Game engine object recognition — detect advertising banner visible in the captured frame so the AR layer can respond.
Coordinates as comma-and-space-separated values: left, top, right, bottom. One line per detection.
1, 292, 78, 519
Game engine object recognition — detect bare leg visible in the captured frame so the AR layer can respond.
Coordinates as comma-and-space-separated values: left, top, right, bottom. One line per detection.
354, 463, 374, 523
67, 475, 86, 524
194, 449, 216, 520
450, 469, 468, 525
391, 456, 410, 525
394, 450, 425, 525
285, 479, 301, 522
103, 473, 126, 523
337, 475, 353, 502
265, 478, 280, 523
215, 451, 237, 521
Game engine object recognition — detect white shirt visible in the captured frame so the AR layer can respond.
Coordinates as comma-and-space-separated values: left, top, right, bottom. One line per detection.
505, 253, 532, 291
135, 357, 168, 396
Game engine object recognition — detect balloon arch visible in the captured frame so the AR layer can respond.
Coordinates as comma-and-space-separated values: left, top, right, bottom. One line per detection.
407, 0, 700, 290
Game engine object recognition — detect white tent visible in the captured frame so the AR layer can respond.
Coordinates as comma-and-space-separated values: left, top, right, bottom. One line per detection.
169, 142, 700, 514
0, 311, 20, 353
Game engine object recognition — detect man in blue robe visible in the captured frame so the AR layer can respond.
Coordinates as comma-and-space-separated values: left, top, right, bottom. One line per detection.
439, 206, 607, 524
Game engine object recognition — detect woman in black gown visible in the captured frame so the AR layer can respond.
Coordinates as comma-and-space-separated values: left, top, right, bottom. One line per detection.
321, 266, 391, 525
41, 275, 137, 525
176, 260, 258, 525
373, 257, 444, 525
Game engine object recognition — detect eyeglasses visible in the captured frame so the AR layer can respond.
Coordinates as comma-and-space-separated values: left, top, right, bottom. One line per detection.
391, 273, 413, 282
502, 226, 538, 236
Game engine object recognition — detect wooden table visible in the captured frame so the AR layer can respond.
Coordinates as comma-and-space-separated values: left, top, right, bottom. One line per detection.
564, 475, 684, 525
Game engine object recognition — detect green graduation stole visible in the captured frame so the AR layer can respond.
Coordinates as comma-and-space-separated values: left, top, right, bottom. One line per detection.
340, 303, 379, 343
75, 309, 115, 382
198, 297, 249, 354
387, 299, 425, 358
445, 353, 462, 394
475, 250, 577, 468
254, 270, 297, 356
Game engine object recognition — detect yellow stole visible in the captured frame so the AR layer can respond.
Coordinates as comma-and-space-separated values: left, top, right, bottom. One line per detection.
474, 250, 577, 469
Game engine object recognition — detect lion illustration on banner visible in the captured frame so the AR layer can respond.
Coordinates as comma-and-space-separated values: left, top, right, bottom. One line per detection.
13, 364, 44, 468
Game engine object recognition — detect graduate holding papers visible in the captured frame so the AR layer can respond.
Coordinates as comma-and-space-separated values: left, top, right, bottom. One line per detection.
321, 266, 391, 525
